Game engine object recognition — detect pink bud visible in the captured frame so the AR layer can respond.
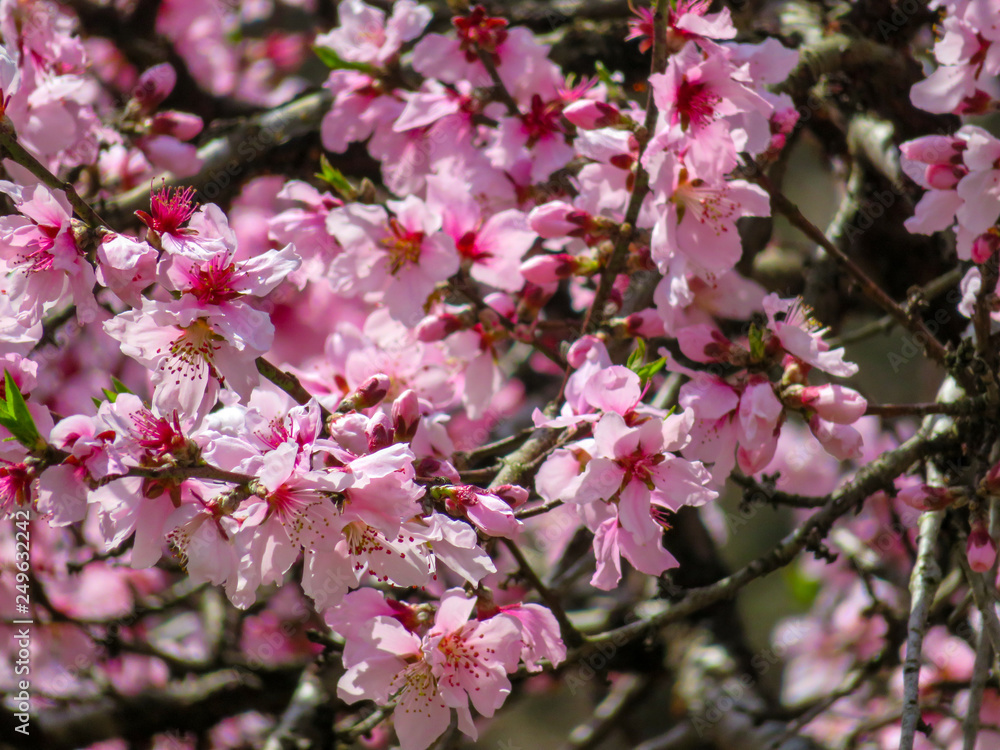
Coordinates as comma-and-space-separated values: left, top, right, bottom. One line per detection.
971, 232, 1000, 264
416, 313, 464, 342
483, 292, 516, 318
800, 384, 867, 424
809, 415, 863, 460
527, 202, 589, 238
771, 107, 799, 135
968, 520, 997, 573
562, 100, 624, 130
925, 163, 965, 190
493, 484, 529, 508
624, 310, 665, 338
133, 63, 176, 112
366, 412, 394, 453
344, 373, 390, 410
984, 461, 1000, 493
897, 484, 954, 511
520, 283, 553, 314
520, 254, 577, 285
416, 457, 461, 483
676, 324, 731, 364
567, 335, 606, 368
150, 111, 204, 141
899, 135, 964, 165
392, 389, 420, 441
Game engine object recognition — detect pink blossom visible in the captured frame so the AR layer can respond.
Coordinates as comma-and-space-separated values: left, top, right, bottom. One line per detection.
314, 0, 431, 68
796, 384, 868, 424
425, 174, 536, 292
496, 602, 566, 672
103, 298, 270, 419
334, 588, 521, 750
412, 9, 561, 104
808, 415, 863, 460
649, 152, 770, 276
439, 484, 522, 538
763, 294, 858, 377
0, 181, 98, 325
326, 198, 460, 323
95, 234, 159, 307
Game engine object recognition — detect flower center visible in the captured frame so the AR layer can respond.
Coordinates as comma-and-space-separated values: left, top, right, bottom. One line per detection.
381, 218, 425, 274
674, 80, 720, 129
187, 255, 243, 305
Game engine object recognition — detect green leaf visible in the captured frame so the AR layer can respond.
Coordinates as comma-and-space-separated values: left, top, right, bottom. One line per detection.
784, 566, 821, 608
626, 338, 647, 372
312, 45, 377, 74
748, 322, 765, 361
315, 154, 357, 200
109, 376, 133, 395
0, 370, 43, 451
593, 61, 623, 98
635, 356, 667, 386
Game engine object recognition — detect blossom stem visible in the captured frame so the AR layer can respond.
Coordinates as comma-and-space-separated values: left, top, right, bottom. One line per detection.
515, 498, 563, 519
0, 123, 111, 231
255, 357, 333, 425
502, 537, 585, 647
580, 0, 668, 336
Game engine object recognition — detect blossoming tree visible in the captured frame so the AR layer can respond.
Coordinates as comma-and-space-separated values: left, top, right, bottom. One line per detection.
1, 0, 999, 748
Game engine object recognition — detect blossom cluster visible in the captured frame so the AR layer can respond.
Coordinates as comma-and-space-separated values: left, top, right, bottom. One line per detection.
0, 0, 996, 748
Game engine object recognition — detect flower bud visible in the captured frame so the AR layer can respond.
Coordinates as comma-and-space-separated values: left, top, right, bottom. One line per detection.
482, 292, 514, 319
133, 63, 176, 112
623, 310, 665, 338
416, 313, 464, 342
809, 415, 863, 460
899, 135, 964, 165
520, 254, 578, 285
971, 231, 1000, 264
366, 412, 394, 453
897, 484, 955, 511
492, 484, 529, 508
150, 111, 204, 141
339, 373, 390, 412
562, 100, 625, 130
967, 519, 997, 573
527, 202, 590, 238
416, 457, 461, 483
799, 384, 867, 424
392, 389, 420, 442
925, 163, 966, 190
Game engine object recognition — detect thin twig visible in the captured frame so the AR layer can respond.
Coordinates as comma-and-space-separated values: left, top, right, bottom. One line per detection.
828, 267, 963, 348
502, 537, 585, 647
558, 673, 653, 750
515, 498, 564, 519
962, 625, 992, 750
757, 174, 952, 371
865, 397, 996, 418
899, 509, 944, 750
477, 49, 520, 115
729, 473, 829, 509
0, 122, 111, 230
583, 426, 948, 651
580, 0, 668, 335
